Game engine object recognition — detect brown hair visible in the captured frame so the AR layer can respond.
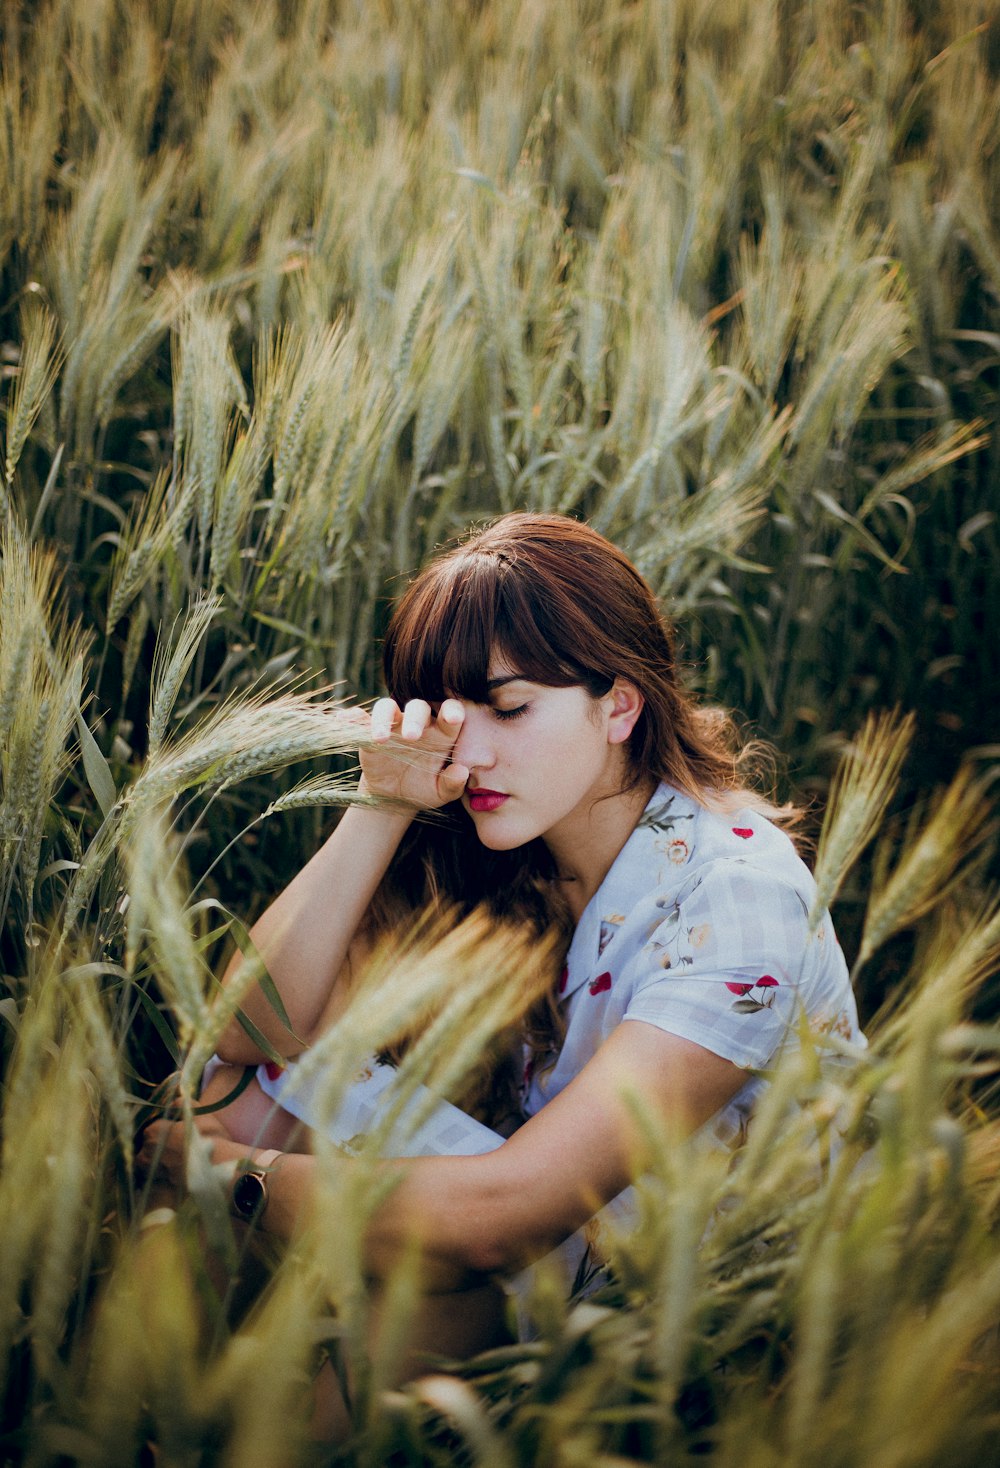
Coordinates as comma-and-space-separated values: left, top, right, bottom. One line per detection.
368, 512, 792, 1124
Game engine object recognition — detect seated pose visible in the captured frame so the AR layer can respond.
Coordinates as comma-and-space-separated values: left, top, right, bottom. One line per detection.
139, 512, 862, 1384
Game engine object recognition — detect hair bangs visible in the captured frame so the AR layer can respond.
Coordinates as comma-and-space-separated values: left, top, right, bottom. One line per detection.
385, 555, 493, 705
384, 550, 590, 706
487, 569, 597, 692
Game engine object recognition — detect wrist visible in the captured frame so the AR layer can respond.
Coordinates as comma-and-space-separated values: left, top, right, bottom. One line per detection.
353, 782, 416, 826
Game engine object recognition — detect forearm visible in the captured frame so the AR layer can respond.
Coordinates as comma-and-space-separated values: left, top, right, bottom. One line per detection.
227, 1135, 593, 1289
216, 801, 413, 1064
214, 1138, 493, 1291
145, 1025, 746, 1296
215, 697, 470, 1065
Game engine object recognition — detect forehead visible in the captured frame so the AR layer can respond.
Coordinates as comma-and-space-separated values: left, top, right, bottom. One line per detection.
441, 660, 532, 703
485, 660, 528, 686
438, 625, 576, 702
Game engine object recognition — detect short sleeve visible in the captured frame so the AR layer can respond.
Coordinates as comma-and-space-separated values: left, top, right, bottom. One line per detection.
623, 861, 812, 1070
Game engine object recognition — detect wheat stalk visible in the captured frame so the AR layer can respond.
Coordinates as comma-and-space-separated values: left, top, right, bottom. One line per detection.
71, 969, 138, 1169
208, 426, 268, 591
3, 302, 63, 484
126, 807, 209, 1047
857, 766, 996, 973
131, 688, 372, 814
171, 303, 248, 551
147, 594, 222, 758
809, 709, 915, 928
106, 468, 183, 631
877, 896, 1000, 1046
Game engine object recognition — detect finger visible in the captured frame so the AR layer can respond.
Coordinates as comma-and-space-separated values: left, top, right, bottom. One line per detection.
136, 1121, 164, 1159
438, 760, 470, 801
436, 698, 465, 737
370, 697, 401, 742
400, 699, 432, 740
135, 1134, 156, 1172
137, 1120, 162, 1151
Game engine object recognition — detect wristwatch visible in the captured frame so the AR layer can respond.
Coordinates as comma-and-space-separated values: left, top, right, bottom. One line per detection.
231, 1149, 281, 1223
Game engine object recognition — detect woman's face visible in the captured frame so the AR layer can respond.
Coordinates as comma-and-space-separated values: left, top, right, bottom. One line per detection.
446, 657, 637, 855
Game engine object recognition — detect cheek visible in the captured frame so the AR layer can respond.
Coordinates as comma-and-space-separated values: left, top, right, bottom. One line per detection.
545, 720, 606, 776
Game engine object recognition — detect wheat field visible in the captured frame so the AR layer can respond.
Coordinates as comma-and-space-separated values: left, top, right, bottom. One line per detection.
1, 1, 999, 1462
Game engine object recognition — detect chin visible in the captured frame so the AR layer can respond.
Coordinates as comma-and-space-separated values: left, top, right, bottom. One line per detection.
475, 830, 522, 852
472, 821, 532, 852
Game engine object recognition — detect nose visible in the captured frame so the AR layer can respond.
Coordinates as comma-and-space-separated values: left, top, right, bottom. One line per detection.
451, 705, 495, 775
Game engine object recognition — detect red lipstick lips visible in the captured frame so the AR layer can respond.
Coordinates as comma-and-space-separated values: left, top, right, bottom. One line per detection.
468, 789, 508, 813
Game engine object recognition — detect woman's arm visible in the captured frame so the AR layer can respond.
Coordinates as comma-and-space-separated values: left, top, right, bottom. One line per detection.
214, 698, 471, 1066
144, 1020, 745, 1289
213, 800, 414, 1065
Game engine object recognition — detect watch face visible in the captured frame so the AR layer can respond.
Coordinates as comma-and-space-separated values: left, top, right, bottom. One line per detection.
232, 1170, 266, 1221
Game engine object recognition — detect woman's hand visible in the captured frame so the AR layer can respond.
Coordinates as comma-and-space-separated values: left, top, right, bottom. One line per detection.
135, 1118, 189, 1190
136, 1114, 237, 1189
359, 697, 470, 809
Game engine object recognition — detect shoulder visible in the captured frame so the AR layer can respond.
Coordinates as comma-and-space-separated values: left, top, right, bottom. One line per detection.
627, 785, 813, 906
627, 790, 828, 973
573, 784, 822, 985
688, 798, 808, 880
640, 856, 813, 972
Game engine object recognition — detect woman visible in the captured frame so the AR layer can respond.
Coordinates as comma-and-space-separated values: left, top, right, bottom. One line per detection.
139, 512, 861, 1370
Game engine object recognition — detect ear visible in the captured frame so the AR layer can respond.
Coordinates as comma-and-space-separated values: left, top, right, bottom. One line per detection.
604, 678, 644, 745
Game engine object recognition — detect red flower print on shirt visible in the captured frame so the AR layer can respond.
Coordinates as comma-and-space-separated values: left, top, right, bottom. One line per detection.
729, 974, 781, 1013
589, 972, 612, 995
732, 827, 754, 839
264, 1061, 285, 1080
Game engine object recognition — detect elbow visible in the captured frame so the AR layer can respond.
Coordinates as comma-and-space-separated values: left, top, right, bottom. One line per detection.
457, 1205, 565, 1277
461, 1228, 515, 1277
398, 1156, 581, 1281
214, 1040, 242, 1067
464, 1227, 567, 1277
450, 1164, 588, 1277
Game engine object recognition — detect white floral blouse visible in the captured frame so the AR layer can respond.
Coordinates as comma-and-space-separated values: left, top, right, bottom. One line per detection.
521, 782, 865, 1152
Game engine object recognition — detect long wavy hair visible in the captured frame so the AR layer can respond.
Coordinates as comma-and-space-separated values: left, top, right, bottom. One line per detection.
366, 512, 792, 1126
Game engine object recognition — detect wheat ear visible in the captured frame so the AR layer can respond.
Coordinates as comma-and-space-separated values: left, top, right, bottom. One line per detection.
809, 709, 915, 929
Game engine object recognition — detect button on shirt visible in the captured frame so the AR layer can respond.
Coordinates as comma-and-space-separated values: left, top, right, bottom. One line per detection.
522, 783, 864, 1151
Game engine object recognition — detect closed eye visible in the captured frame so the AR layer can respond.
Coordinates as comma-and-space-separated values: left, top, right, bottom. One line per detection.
493, 704, 528, 722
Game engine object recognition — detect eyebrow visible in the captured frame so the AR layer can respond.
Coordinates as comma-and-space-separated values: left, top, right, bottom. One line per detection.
485, 674, 526, 691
